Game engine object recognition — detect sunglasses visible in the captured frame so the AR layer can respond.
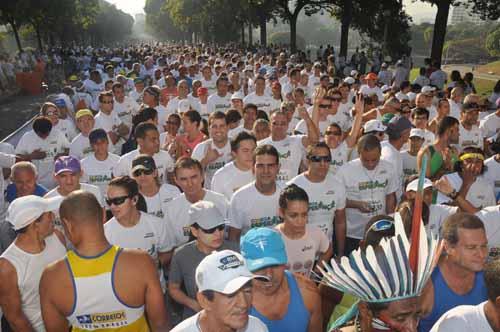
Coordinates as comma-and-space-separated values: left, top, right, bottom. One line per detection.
319, 104, 331, 109
325, 131, 342, 136
200, 224, 225, 234
308, 155, 332, 163
133, 168, 154, 177
106, 195, 131, 206
367, 219, 394, 233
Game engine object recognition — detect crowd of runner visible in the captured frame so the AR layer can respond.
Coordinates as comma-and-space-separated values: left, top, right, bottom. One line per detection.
0, 43, 499, 332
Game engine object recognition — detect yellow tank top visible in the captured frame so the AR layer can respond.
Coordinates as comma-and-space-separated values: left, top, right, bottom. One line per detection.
65, 245, 150, 332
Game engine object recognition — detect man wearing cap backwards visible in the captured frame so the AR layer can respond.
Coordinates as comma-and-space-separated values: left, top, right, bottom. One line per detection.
0, 195, 66, 331
243, 76, 276, 115
16, 117, 70, 189
115, 122, 175, 183
169, 201, 239, 319
359, 73, 384, 103
69, 109, 96, 160
170, 250, 268, 332
337, 134, 398, 254
240, 227, 323, 332
381, 115, 414, 201
457, 102, 484, 152
207, 76, 232, 114
80, 128, 120, 208
418, 213, 488, 332
39, 191, 171, 332
112, 82, 140, 129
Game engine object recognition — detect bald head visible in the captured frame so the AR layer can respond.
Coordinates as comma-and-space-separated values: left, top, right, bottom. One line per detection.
60, 190, 103, 226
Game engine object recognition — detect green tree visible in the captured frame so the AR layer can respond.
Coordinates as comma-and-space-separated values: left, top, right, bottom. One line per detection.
485, 26, 500, 57
0, 0, 28, 52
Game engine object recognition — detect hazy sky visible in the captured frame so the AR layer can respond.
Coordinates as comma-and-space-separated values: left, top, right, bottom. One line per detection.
108, 0, 438, 23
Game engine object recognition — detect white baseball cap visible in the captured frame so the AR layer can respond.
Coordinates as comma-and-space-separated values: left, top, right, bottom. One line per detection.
363, 119, 387, 133
195, 250, 259, 294
381, 85, 391, 93
409, 128, 426, 139
244, 65, 253, 72
7, 195, 63, 230
421, 86, 436, 94
231, 91, 244, 100
350, 70, 359, 76
343, 77, 355, 85
406, 178, 433, 192
189, 201, 227, 229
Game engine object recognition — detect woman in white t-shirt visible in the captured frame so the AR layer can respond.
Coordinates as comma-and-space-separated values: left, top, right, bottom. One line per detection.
131, 154, 180, 219
275, 184, 332, 278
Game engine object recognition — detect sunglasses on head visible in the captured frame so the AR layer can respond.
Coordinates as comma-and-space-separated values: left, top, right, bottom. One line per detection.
199, 224, 225, 234
308, 155, 332, 163
133, 168, 154, 177
367, 219, 394, 233
105, 195, 132, 206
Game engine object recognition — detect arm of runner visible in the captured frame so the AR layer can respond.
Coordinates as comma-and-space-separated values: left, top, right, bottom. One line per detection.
0, 259, 35, 332
168, 282, 202, 313
385, 192, 397, 214
295, 274, 323, 332
39, 263, 70, 332
417, 147, 432, 179
344, 94, 364, 149
334, 209, 346, 257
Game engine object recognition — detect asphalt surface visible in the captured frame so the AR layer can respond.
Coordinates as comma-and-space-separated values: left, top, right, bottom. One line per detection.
0, 92, 44, 142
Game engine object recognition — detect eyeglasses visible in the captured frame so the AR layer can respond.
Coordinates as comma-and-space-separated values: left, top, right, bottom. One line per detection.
133, 168, 154, 177
308, 155, 332, 163
200, 224, 226, 234
105, 195, 131, 206
367, 219, 394, 233
325, 131, 342, 136
319, 104, 331, 109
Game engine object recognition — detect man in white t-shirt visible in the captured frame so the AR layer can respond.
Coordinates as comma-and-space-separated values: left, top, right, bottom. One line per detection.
212, 131, 256, 200
112, 82, 139, 128
229, 103, 257, 139
228, 145, 282, 242
275, 184, 332, 277
192, 111, 232, 189
336, 134, 398, 254
114, 122, 174, 183
93, 91, 129, 155
170, 250, 268, 332
359, 72, 384, 103
480, 105, 500, 139
429, 62, 447, 90
458, 102, 484, 151
69, 109, 96, 160
166, 80, 191, 115
243, 76, 275, 115
259, 109, 319, 183
166, 158, 228, 247
430, 259, 499, 332
200, 65, 217, 95
16, 117, 70, 189
288, 142, 347, 255
207, 76, 232, 114
484, 141, 500, 201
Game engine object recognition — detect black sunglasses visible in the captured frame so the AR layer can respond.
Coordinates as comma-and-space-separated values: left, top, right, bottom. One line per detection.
200, 224, 225, 234
308, 155, 332, 163
319, 104, 331, 109
325, 131, 342, 136
106, 195, 131, 206
133, 168, 154, 177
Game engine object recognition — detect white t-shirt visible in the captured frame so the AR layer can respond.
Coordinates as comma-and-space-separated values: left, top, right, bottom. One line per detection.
171, 312, 268, 332
484, 156, 500, 201
80, 153, 120, 202
430, 301, 492, 332
458, 123, 483, 151
113, 96, 139, 128
359, 85, 384, 102
15, 129, 70, 189
480, 112, 500, 138
336, 159, 398, 239
166, 97, 190, 115
448, 99, 462, 120
114, 149, 174, 183
69, 133, 93, 160
228, 125, 252, 139
143, 184, 181, 219
54, 119, 77, 141
276, 224, 329, 277
93, 110, 124, 154
288, 173, 346, 239
206, 93, 232, 114
200, 77, 217, 95
327, 110, 352, 133
166, 190, 228, 247
104, 211, 174, 292
295, 118, 329, 137
243, 92, 276, 115
229, 182, 281, 235
427, 204, 459, 238
381, 141, 404, 200
401, 150, 418, 183
329, 141, 350, 175
476, 205, 500, 259
191, 139, 232, 190
436, 172, 496, 208
258, 135, 305, 182
211, 161, 254, 200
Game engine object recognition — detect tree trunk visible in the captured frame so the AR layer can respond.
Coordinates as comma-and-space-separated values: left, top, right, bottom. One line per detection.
10, 21, 23, 53
290, 15, 298, 53
248, 23, 253, 46
339, 0, 352, 58
430, 0, 451, 63
259, 14, 267, 47
241, 23, 245, 45
34, 24, 43, 52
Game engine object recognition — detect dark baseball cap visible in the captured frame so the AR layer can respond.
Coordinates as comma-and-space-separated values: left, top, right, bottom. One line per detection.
132, 154, 156, 173
387, 115, 413, 133
89, 128, 108, 144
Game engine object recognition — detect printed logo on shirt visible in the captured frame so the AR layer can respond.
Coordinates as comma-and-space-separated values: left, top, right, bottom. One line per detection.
301, 245, 313, 252
144, 232, 154, 238
358, 180, 388, 191
76, 310, 128, 328
88, 174, 112, 184
208, 161, 226, 171
309, 200, 336, 211
250, 216, 281, 228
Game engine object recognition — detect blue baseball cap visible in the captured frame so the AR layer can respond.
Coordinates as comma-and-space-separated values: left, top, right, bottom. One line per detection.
240, 228, 287, 272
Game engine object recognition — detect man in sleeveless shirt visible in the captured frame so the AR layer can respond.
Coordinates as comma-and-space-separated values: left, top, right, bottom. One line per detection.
171, 250, 268, 332
39, 190, 170, 331
0, 195, 66, 331
418, 213, 488, 331
240, 227, 323, 332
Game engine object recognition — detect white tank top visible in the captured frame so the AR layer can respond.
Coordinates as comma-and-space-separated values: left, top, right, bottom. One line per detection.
1, 234, 66, 332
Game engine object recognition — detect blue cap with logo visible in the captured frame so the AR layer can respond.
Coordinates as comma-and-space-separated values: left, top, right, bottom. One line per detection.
240, 228, 288, 272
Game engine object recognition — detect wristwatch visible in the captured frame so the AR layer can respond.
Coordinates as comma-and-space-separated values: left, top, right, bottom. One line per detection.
447, 190, 459, 200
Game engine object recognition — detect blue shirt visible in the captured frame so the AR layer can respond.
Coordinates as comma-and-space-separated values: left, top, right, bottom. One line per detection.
5, 183, 48, 203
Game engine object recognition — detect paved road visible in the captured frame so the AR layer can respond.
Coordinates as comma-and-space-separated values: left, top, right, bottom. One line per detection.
0, 93, 44, 142
442, 64, 499, 82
